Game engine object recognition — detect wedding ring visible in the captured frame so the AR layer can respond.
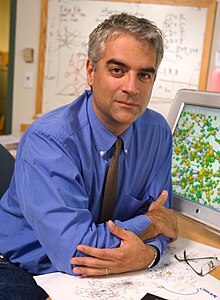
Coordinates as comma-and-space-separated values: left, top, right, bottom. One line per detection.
105, 268, 108, 276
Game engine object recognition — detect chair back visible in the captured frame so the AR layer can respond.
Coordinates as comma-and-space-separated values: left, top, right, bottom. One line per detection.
0, 143, 15, 198
0, 114, 5, 134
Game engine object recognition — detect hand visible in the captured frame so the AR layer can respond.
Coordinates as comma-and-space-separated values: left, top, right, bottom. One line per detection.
139, 190, 178, 242
70, 220, 156, 277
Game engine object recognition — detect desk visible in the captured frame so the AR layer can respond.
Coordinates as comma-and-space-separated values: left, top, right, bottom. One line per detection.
176, 213, 220, 280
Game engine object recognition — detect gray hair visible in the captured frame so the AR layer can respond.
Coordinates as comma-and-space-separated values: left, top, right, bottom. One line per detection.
88, 13, 164, 71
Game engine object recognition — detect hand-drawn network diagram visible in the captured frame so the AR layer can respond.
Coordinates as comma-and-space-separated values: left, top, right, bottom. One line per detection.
34, 238, 220, 300
172, 105, 220, 211
42, 0, 207, 113
71, 239, 220, 300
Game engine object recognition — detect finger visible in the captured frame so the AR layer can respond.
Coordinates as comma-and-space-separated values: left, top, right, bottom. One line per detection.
70, 255, 110, 268
170, 216, 179, 241
169, 236, 178, 243
73, 244, 118, 260
149, 190, 168, 211
107, 220, 129, 240
73, 266, 110, 277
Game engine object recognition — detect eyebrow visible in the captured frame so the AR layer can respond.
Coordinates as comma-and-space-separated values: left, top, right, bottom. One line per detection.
106, 59, 156, 74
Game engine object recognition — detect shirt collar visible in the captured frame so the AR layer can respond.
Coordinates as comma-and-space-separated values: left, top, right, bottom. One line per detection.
87, 91, 133, 157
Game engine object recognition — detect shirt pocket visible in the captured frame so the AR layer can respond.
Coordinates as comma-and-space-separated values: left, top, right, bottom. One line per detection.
116, 194, 153, 221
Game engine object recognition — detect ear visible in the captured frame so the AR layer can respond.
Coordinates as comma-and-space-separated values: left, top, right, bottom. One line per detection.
86, 59, 94, 87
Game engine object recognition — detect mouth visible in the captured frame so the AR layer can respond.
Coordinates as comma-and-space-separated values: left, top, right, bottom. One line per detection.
116, 100, 139, 108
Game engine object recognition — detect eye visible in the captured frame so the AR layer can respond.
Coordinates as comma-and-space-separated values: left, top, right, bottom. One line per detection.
138, 72, 153, 81
109, 66, 125, 77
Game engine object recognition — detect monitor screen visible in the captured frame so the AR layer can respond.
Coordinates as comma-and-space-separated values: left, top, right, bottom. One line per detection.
167, 89, 220, 231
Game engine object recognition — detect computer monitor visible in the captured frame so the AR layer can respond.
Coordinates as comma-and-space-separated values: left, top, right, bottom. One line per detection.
167, 89, 220, 231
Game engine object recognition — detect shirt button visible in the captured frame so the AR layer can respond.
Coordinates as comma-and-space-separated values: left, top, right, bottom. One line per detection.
124, 149, 128, 154
100, 150, 105, 157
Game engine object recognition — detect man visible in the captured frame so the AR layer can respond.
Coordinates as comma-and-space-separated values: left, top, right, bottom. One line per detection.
0, 12, 177, 287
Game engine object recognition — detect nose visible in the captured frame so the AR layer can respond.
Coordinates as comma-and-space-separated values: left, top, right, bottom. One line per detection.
122, 72, 139, 95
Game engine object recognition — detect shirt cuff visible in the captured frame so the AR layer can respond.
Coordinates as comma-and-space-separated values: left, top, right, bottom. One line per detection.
115, 214, 152, 236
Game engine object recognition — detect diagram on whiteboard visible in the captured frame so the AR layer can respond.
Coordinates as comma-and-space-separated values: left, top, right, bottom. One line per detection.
42, 0, 207, 114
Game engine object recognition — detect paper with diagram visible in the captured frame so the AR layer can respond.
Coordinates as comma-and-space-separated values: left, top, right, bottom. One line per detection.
35, 237, 220, 300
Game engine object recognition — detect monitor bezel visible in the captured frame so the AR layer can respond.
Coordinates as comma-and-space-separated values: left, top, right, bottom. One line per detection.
167, 89, 220, 231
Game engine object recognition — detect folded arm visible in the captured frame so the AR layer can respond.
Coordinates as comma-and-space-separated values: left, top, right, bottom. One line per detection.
71, 191, 178, 277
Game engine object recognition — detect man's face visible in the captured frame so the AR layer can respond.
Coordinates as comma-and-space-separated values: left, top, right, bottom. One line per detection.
86, 34, 157, 135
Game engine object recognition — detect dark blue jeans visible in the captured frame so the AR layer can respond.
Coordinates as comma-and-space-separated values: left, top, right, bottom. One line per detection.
0, 254, 49, 300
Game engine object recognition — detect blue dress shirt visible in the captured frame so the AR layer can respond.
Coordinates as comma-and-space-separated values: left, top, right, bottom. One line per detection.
0, 90, 173, 275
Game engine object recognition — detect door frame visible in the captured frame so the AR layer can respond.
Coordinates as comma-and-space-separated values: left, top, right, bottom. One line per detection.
5, 0, 16, 134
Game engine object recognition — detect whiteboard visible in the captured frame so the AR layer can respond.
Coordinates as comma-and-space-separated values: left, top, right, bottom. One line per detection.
38, 0, 216, 116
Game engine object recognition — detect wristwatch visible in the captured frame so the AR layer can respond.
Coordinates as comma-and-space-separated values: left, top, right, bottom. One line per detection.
147, 245, 159, 268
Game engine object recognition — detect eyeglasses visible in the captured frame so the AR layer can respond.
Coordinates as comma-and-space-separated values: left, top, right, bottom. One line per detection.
174, 250, 220, 276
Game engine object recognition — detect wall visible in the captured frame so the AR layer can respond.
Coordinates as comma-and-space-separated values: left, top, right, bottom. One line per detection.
207, 1, 220, 91
0, 0, 10, 52
12, 0, 41, 136
0, 0, 10, 129
11, 0, 220, 136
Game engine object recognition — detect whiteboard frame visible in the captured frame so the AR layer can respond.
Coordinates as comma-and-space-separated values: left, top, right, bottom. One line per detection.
36, 0, 217, 115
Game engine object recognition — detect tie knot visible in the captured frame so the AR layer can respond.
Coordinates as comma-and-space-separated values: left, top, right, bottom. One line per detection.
114, 138, 122, 157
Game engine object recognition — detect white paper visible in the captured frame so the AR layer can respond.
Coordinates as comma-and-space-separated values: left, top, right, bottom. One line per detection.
0, 134, 20, 145
35, 238, 220, 300
0, 134, 20, 155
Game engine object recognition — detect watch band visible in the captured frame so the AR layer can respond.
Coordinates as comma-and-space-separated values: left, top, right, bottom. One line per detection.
147, 245, 158, 268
